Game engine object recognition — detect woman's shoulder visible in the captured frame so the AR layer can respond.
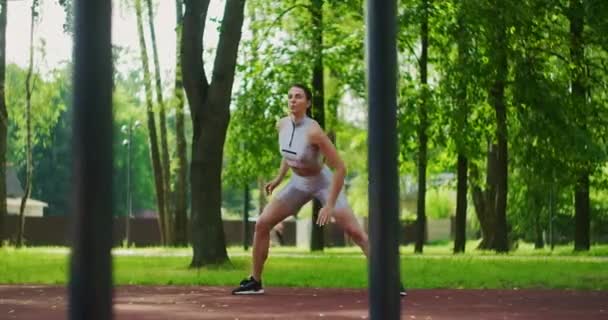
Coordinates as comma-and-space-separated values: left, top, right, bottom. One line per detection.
305, 117, 319, 126
276, 117, 290, 130
306, 117, 321, 129
305, 119, 324, 140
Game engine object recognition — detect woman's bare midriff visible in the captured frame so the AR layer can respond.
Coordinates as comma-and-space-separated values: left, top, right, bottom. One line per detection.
290, 165, 323, 177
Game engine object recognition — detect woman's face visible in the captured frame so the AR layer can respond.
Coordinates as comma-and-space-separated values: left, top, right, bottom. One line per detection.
287, 86, 310, 116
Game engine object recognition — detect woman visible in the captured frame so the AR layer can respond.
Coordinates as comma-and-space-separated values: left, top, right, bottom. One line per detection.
232, 84, 405, 297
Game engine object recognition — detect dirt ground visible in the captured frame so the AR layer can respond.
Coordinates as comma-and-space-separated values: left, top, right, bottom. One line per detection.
0, 285, 607, 319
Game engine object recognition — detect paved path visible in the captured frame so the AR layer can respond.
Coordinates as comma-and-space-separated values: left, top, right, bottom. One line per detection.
0, 285, 607, 319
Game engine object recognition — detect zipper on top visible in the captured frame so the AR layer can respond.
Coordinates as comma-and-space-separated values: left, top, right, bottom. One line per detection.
288, 120, 296, 147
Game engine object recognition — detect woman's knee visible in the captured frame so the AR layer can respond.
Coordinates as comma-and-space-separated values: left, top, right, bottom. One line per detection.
255, 201, 288, 234
254, 219, 272, 234
347, 227, 368, 244
255, 212, 275, 234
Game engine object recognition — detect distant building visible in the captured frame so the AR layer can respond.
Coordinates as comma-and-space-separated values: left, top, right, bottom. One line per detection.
5, 166, 48, 217
6, 165, 24, 197
6, 198, 48, 217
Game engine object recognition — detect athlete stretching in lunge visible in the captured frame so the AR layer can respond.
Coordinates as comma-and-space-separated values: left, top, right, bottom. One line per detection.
232, 84, 405, 297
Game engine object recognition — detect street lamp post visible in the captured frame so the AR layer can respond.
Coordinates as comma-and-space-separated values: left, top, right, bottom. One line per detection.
121, 120, 141, 246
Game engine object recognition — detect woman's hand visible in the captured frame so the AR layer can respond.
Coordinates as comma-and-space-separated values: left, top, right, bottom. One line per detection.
264, 178, 281, 195
316, 205, 334, 226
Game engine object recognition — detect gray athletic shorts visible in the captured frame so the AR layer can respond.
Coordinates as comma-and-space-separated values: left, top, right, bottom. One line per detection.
274, 166, 349, 215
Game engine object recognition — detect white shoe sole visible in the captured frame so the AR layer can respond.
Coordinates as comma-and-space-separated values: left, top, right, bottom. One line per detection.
233, 289, 265, 295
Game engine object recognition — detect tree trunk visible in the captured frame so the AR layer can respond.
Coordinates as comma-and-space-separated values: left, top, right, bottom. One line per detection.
415, 0, 429, 254
135, 0, 167, 245
454, 154, 468, 253
146, 0, 173, 244
488, 0, 508, 252
173, 0, 188, 247
309, 0, 324, 252
311, 199, 324, 250
574, 173, 590, 250
0, 0, 6, 247
183, 0, 245, 266
453, 10, 469, 254
471, 143, 498, 250
189, 107, 229, 265
326, 72, 338, 146
569, 0, 590, 252
534, 204, 544, 249
17, 1, 38, 248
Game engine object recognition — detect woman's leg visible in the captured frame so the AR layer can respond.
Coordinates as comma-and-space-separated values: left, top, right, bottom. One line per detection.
313, 168, 369, 256
251, 199, 292, 280
332, 206, 369, 257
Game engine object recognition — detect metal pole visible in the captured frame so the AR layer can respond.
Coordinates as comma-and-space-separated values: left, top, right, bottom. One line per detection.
126, 126, 132, 246
69, 0, 113, 319
243, 184, 250, 250
549, 185, 554, 251
366, 0, 400, 319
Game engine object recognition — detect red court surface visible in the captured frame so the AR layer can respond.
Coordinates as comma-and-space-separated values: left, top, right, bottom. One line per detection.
0, 285, 606, 319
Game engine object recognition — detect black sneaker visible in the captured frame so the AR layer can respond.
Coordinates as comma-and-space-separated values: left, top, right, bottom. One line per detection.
232, 276, 264, 295
400, 283, 407, 297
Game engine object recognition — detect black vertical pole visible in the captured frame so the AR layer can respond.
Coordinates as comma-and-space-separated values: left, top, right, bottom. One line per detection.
69, 0, 113, 319
126, 126, 132, 245
549, 185, 554, 251
243, 184, 250, 250
366, 0, 400, 319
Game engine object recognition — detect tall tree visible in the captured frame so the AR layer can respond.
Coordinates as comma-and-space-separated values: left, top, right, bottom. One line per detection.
28, 66, 72, 217
486, 0, 509, 252
173, 0, 188, 246
430, 0, 477, 253
17, 0, 40, 248
414, 0, 429, 253
145, 0, 173, 244
0, 0, 7, 247
569, 0, 589, 251
183, 0, 246, 266
507, 0, 571, 250
452, 2, 470, 253
6, 65, 68, 215
135, 0, 167, 245
471, 143, 498, 249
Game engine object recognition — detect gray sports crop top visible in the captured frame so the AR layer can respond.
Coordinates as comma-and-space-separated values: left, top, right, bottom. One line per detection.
278, 116, 323, 169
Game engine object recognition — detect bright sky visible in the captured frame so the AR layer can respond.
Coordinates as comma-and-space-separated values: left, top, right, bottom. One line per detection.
6, 0, 224, 77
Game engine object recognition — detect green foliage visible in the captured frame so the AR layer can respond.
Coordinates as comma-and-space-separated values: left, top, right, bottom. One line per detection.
5, 60, 158, 216
426, 187, 455, 219
6, 63, 67, 216
6, 64, 66, 165
27, 65, 73, 215
57, 0, 73, 33
112, 63, 157, 216
224, 0, 315, 190
223, 62, 285, 188
590, 181, 608, 243
225, 0, 369, 194
225, 1, 608, 244
26, 0, 608, 247
336, 122, 367, 216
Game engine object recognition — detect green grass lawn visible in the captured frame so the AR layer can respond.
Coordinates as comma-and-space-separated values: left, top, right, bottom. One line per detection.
0, 242, 606, 290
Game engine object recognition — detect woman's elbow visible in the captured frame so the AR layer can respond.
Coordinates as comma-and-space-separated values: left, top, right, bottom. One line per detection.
335, 162, 347, 176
